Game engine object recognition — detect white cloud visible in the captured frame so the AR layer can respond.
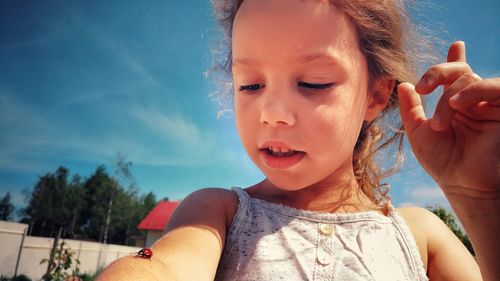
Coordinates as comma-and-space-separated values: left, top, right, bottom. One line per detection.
397, 202, 419, 207
87, 25, 160, 87
0, 86, 244, 175
0, 92, 49, 133
408, 186, 445, 200
130, 106, 241, 165
133, 107, 203, 148
0, 90, 174, 172
396, 185, 450, 209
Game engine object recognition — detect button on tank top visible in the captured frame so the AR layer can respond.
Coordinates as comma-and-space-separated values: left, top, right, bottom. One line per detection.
215, 187, 428, 281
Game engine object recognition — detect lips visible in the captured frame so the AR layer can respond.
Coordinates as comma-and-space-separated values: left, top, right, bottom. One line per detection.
259, 141, 301, 151
259, 141, 305, 169
266, 146, 297, 157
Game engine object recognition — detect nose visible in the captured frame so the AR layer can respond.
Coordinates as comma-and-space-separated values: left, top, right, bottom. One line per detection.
259, 95, 296, 127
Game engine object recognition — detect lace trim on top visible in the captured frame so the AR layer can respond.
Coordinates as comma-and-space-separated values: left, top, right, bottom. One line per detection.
224, 187, 428, 281
231, 186, 392, 223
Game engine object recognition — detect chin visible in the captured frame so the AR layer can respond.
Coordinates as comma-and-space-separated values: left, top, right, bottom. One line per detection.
265, 174, 310, 191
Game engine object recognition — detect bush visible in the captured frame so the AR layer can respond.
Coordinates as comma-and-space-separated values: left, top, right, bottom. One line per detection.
0, 275, 32, 281
11, 275, 32, 281
78, 273, 92, 281
40, 242, 81, 281
77, 268, 103, 281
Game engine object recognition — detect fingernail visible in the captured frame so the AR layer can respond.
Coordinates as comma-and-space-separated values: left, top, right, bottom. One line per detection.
416, 76, 433, 89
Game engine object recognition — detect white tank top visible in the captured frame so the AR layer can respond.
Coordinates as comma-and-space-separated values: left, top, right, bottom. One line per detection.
215, 187, 428, 281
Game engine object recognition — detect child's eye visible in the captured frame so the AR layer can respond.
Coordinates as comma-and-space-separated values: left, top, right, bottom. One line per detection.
238, 82, 333, 93
239, 84, 265, 92
298, 82, 334, 90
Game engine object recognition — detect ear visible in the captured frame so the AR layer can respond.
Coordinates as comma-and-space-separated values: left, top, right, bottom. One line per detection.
364, 78, 395, 121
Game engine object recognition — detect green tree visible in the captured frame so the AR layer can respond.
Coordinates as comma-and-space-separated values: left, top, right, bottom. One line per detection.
104, 154, 138, 245
141, 192, 158, 217
65, 175, 85, 239
20, 160, 159, 245
0, 192, 15, 221
79, 161, 152, 245
80, 165, 116, 242
426, 204, 474, 255
105, 157, 157, 246
21, 167, 82, 237
127, 191, 157, 244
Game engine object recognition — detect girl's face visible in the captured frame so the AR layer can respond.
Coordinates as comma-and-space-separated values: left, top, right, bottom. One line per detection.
232, 0, 382, 190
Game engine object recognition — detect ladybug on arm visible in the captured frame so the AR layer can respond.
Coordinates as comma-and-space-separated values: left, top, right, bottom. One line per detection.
136, 248, 153, 260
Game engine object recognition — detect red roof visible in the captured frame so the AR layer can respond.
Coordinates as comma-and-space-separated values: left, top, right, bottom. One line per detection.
137, 201, 180, 231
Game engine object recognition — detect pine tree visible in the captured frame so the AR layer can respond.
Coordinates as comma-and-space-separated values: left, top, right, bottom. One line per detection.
0, 191, 15, 220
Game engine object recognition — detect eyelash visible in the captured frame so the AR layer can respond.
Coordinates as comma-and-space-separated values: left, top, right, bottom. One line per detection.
238, 82, 334, 92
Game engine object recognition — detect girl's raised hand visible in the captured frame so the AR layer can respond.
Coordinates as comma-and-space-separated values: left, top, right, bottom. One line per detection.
397, 41, 500, 200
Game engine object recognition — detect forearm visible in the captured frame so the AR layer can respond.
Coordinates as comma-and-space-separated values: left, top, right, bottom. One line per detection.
443, 185, 500, 281
97, 189, 230, 281
96, 255, 178, 281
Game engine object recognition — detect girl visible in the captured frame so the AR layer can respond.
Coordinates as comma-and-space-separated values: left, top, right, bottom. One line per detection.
98, 0, 500, 280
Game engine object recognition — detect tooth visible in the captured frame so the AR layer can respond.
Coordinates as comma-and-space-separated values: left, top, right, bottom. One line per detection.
281, 148, 290, 153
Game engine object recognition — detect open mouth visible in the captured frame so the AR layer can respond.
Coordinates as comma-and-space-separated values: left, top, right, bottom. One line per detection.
260, 146, 306, 169
262, 146, 302, 157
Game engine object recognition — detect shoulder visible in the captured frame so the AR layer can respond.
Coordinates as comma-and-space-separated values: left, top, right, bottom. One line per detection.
397, 206, 481, 280
167, 187, 239, 232
397, 205, 454, 239
396, 205, 466, 248
148, 188, 239, 280
396, 205, 461, 254
397, 205, 441, 229
396, 206, 432, 269
180, 187, 238, 209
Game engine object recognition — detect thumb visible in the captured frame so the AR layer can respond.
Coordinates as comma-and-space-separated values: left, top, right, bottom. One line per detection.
398, 82, 427, 136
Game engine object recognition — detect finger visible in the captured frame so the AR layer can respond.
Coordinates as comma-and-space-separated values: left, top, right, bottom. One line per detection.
450, 78, 500, 109
461, 102, 500, 122
415, 62, 473, 95
453, 112, 499, 132
447, 41, 466, 63
431, 73, 481, 131
397, 82, 426, 136
415, 41, 467, 94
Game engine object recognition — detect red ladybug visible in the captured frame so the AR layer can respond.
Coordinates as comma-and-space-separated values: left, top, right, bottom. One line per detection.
137, 248, 153, 259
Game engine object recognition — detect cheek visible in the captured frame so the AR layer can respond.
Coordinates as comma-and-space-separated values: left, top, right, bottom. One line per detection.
234, 94, 247, 123
312, 101, 364, 131
234, 108, 247, 139
307, 105, 364, 151
234, 98, 256, 145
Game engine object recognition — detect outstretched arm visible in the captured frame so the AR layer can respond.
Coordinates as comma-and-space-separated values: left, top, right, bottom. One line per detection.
96, 188, 237, 281
398, 41, 500, 281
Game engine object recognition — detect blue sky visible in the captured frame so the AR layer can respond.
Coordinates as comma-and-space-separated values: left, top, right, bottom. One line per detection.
1, 0, 499, 213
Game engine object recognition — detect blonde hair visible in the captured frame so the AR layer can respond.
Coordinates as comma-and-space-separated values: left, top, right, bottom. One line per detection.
210, 0, 436, 204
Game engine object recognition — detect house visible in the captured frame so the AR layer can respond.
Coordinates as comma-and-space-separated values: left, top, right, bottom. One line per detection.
137, 200, 180, 247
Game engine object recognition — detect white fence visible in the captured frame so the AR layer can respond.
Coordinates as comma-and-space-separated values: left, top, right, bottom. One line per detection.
0, 220, 141, 280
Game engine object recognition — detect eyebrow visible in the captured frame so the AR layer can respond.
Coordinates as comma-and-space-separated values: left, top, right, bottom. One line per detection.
232, 52, 341, 67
